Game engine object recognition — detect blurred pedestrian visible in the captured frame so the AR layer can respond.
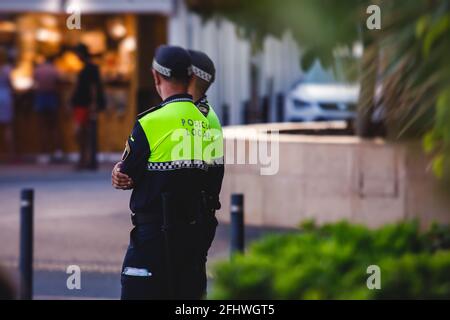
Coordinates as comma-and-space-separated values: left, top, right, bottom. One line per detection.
33, 55, 63, 164
0, 50, 14, 163
71, 44, 105, 170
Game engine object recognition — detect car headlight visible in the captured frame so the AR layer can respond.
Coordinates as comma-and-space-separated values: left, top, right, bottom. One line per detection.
293, 99, 310, 109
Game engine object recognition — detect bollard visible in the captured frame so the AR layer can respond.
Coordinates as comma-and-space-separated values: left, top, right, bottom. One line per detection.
230, 194, 244, 257
19, 189, 34, 300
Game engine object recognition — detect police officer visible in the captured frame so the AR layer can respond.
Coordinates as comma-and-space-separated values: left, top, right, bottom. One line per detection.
112, 45, 210, 299
187, 49, 224, 293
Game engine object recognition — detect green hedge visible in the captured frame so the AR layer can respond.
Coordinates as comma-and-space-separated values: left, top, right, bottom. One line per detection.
211, 221, 450, 299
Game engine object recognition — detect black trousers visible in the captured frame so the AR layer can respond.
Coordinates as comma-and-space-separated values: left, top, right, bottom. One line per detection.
120, 215, 218, 300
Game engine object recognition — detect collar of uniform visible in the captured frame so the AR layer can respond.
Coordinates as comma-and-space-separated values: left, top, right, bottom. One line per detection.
161, 93, 193, 106
137, 93, 193, 119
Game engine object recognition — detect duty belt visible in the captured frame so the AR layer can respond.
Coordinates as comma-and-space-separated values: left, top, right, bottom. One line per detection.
130, 212, 163, 226
202, 193, 221, 213
131, 191, 220, 226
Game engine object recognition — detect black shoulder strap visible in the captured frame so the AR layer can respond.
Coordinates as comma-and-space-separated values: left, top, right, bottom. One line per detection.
197, 103, 210, 117
195, 96, 210, 117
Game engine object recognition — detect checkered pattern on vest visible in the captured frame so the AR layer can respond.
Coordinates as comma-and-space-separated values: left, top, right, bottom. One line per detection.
147, 160, 208, 171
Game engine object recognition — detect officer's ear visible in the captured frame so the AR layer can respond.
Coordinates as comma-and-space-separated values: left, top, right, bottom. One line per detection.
187, 75, 195, 89
152, 69, 161, 86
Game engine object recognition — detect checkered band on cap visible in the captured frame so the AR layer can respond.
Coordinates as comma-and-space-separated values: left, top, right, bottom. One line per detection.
152, 59, 171, 77
192, 65, 212, 82
147, 160, 208, 171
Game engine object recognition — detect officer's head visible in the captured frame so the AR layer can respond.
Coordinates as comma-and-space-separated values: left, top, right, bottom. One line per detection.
152, 45, 193, 99
187, 49, 215, 100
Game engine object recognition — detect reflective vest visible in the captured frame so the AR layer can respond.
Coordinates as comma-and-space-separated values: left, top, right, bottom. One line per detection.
196, 96, 224, 198
138, 97, 209, 169
120, 94, 210, 216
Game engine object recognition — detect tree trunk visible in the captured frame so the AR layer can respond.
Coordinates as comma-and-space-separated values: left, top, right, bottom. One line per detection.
356, 34, 379, 137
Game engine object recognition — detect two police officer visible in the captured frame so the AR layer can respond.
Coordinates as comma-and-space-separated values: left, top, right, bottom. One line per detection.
112, 45, 223, 300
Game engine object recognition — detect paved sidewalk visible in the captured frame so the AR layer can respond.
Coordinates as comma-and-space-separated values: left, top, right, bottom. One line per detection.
0, 164, 291, 299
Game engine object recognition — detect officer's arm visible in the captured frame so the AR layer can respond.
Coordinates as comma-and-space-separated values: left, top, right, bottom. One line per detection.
119, 121, 150, 185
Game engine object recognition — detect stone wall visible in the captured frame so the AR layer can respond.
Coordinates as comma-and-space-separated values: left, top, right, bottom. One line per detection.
216, 123, 450, 228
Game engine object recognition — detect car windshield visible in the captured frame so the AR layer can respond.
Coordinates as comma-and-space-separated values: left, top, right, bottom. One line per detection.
302, 61, 336, 84
300, 60, 358, 86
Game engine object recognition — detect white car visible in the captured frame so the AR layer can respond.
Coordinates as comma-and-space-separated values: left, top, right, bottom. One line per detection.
284, 82, 360, 122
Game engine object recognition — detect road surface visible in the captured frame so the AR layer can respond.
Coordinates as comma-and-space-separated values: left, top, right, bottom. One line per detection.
0, 164, 289, 299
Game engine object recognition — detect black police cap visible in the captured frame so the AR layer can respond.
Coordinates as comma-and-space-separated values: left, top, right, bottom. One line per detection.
188, 50, 215, 83
152, 45, 192, 79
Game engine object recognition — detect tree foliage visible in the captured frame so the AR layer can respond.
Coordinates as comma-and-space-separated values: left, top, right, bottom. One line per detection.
212, 221, 450, 299
186, 0, 363, 69
186, 0, 450, 179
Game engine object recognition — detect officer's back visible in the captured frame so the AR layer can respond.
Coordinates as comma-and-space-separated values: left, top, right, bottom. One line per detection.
120, 47, 209, 223
130, 95, 208, 219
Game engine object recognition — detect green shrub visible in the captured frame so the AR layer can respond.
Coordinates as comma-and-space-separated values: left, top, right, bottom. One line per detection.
211, 221, 450, 299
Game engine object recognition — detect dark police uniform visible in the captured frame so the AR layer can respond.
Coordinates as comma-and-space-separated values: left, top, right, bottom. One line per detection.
188, 49, 224, 197
195, 95, 224, 272
119, 46, 211, 300
189, 49, 225, 295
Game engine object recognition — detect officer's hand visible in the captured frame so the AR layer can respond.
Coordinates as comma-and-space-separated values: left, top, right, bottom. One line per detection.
112, 162, 134, 190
